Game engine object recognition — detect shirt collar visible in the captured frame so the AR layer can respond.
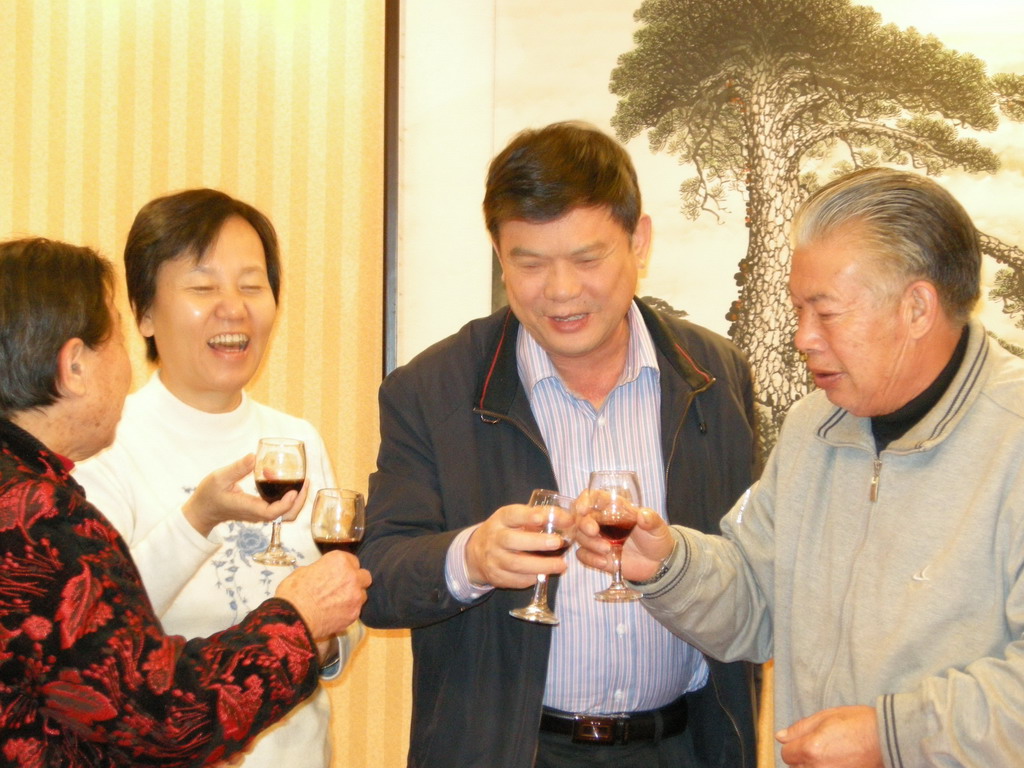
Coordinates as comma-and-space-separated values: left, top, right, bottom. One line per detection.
516, 302, 660, 395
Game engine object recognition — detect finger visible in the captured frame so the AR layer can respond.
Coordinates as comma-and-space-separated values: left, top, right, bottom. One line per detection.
521, 550, 570, 574
776, 712, 815, 743
493, 542, 567, 582
491, 532, 557, 569
508, 527, 567, 551
589, 489, 613, 511
269, 479, 311, 522
269, 492, 302, 522
635, 507, 663, 530
573, 490, 594, 515
293, 478, 310, 508
500, 503, 546, 530
575, 513, 603, 539
219, 453, 257, 486
575, 547, 613, 571
777, 735, 812, 767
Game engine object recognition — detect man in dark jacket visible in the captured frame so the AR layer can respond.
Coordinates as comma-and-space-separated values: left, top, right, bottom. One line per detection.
360, 122, 758, 768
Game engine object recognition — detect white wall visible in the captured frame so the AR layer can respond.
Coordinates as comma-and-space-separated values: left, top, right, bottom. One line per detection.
395, 1, 497, 365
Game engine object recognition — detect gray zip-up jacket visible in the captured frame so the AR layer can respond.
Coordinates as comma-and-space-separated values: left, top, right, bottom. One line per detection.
639, 320, 1024, 767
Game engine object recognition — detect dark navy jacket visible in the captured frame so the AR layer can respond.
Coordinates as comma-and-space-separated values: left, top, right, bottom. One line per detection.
360, 300, 759, 768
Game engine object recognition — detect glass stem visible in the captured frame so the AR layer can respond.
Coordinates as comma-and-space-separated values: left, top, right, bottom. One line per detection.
268, 520, 284, 551
611, 544, 624, 586
533, 573, 549, 607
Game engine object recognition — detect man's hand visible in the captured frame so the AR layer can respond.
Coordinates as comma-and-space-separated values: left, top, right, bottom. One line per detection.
776, 705, 883, 768
182, 454, 309, 537
464, 504, 572, 589
573, 490, 675, 582
275, 551, 371, 640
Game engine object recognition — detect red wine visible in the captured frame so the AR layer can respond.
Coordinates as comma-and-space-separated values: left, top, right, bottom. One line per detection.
314, 538, 360, 555
528, 537, 571, 558
255, 478, 304, 503
598, 521, 635, 544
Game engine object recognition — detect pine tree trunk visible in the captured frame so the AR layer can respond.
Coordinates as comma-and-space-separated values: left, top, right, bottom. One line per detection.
728, 127, 811, 452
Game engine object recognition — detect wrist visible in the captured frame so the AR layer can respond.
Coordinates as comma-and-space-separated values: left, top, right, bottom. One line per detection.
630, 539, 678, 586
318, 637, 340, 670
464, 529, 490, 588
181, 498, 215, 538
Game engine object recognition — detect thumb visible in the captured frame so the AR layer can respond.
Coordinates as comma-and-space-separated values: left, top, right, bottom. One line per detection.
219, 453, 256, 486
776, 714, 812, 744
636, 507, 662, 531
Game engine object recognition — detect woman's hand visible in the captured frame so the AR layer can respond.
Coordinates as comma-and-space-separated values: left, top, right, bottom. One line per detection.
182, 454, 308, 537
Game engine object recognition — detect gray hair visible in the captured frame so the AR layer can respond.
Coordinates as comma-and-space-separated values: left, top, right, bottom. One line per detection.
791, 167, 980, 323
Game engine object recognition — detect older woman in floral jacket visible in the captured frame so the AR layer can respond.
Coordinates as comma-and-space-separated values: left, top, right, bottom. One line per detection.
0, 237, 369, 767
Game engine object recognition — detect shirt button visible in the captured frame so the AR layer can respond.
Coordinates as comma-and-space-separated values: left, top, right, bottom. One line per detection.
597, 416, 606, 427
614, 689, 624, 700
616, 623, 627, 636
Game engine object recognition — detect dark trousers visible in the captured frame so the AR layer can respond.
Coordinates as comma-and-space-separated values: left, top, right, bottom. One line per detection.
534, 727, 700, 768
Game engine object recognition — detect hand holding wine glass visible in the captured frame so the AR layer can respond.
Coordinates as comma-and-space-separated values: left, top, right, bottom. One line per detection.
181, 454, 307, 537
509, 489, 577, 625
310, 489, 365, 556
253, 438, 306, 566
465, 501, 575, 590
588, 469, 642, 601
574, 499, 675, 583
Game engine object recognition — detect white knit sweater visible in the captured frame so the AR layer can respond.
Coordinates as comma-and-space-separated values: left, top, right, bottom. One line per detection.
76, 373, 364, 768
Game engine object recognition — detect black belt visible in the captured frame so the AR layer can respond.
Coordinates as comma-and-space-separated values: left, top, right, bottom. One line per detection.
539, 695, 688, 746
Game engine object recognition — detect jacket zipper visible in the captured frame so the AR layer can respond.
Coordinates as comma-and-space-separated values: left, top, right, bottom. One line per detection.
869, 457, 882, 502
822, 451, 883, 705
663, 378, 711, 486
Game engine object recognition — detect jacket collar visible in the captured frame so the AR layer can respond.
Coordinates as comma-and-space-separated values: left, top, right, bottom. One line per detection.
475, 298, 716, 419
0, 417, 74, 481
816, 319, 992, 452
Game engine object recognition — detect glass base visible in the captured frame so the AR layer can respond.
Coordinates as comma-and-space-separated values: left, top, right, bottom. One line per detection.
509, 603, 559, 625
594, 582, 642, 602
253, 547, 296, 566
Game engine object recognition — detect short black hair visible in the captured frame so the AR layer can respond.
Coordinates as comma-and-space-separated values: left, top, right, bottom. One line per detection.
0, 238, 115, 418
124, 188, 280, 361
483, 121, 642, 240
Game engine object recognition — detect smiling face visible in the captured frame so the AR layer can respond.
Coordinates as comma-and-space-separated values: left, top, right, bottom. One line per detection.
139, 215, 277, 412
495, 205, 649, 378
789, 226, 927, 417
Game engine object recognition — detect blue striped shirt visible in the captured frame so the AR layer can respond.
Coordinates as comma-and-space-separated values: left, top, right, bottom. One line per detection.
520, 304, 708, 714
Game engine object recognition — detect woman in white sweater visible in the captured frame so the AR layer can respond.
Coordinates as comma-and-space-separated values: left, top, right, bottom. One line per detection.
75, 189, 363, 768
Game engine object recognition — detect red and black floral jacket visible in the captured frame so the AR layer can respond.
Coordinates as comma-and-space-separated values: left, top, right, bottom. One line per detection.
0, 418, 320, 767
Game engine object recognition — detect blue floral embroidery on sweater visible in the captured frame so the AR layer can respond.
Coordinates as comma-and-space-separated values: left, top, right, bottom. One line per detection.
212, 522, 306, 621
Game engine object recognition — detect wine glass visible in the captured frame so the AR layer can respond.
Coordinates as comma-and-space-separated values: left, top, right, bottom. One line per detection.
509, 489, 577, 625
589, 470, 642, 602
253, 438, 306, 566
310, 488, 365, 555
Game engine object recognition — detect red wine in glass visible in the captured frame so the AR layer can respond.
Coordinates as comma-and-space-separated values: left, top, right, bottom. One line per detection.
256, 479, 305, 503
252, 438, 306, 566
589, 470, 643, 602
310, 489, 365, 558
597, 521, 636, 544
314, 538, 360, 556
